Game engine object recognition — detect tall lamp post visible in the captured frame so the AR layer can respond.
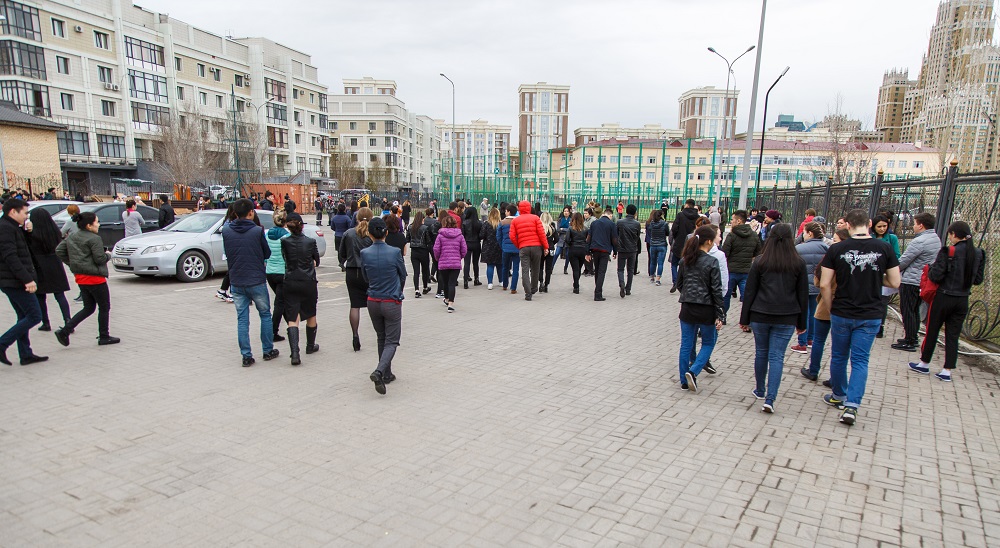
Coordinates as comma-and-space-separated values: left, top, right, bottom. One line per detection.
439, 73, 456, 202
754, 66, 790, 203
738, 0, 769, 210
707, 45, 755, 208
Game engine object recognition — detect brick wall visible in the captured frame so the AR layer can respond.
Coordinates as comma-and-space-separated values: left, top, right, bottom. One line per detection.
0, 125, 62, 182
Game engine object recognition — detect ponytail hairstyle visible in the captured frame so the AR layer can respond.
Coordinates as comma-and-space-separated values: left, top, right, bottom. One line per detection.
755, 223, 803, 274
355, 207, 373, 240
682, 225, 718, 267
125, 199, 136, 216
285, 218, 303, 235
803, 221, 824, 240
947, 221, 978, 289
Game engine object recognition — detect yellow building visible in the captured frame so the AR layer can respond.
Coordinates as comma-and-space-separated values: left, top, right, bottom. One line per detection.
0, 100, 65, 191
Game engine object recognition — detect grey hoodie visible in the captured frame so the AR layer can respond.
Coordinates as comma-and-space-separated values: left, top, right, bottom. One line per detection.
898, 229, 942, 286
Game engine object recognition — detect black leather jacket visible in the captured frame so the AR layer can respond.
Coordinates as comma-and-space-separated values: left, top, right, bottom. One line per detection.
616, 216, 641, 253
407, 222, 432, 250
566, 227, 589, 250
677, 250, 725, 321
281, 233, 319, 282
929, 240, 985, 297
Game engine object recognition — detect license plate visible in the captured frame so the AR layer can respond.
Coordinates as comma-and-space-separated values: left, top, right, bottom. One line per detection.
112, 258, 129, 266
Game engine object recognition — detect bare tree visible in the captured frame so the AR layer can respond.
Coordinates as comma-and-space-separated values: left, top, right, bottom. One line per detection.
151, 106, 226, 186
329, 143, 362, 189
365, 155, 393, 194
821, 96, 879, 183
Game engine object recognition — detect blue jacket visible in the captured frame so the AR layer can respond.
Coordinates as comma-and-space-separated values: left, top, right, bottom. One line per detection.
795, 238, 829, 296
497, 219, 517, 253
588, 216, 618, 253
360, 241, 407, 301
331, 213, 353, 237
223, 218, 270, 287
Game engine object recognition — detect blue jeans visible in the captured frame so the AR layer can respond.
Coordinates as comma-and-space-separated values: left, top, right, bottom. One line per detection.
0, 287, 42, 358
649, 245, 667, 277
723, 273, 749, 314
231, 283, 274, 358
670, 253, 681, 283
751, 322, 795, 402
797, 295, 819, 345
808, 319, 831, 377
486, 263, 496, 284
501, 251, 520, 289
828, 315, 880, 409
679, 320, 717, 385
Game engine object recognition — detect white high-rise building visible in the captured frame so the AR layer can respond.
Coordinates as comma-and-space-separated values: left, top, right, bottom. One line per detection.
518, 82, 569, 174
678, 86, 740, 141
439, 119, 511, 177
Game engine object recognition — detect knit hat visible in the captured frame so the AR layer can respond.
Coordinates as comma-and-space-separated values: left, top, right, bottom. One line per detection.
813, 216, 826, 224
765, 209, 781, 220
369, 217, 387, 239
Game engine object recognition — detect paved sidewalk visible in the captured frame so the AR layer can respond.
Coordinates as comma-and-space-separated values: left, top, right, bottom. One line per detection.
1, 246, 998, 546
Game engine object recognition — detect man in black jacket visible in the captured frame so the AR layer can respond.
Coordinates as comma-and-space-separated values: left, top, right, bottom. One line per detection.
669, 199, 700, 292
615, 204, 641, 298
587, 208, 618, 301
260, 191, 275, 211
0, 199, 45, 366
157, 195, 175, 229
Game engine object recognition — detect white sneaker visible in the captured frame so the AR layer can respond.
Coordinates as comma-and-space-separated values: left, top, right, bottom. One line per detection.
216, 290, 227, 301
488, 283, 493, 290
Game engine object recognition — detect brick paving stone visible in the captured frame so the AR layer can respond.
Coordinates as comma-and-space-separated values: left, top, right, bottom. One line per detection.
0, 234, 998, 546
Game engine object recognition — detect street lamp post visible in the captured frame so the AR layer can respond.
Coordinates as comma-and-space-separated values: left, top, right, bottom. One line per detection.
754, 67, 790, 203
439, 73, 456, 202
707, 45, 754, 209
738, 0, 769, 210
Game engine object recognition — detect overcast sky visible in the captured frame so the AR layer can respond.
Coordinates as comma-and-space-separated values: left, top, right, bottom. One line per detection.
138, 0, 950, 138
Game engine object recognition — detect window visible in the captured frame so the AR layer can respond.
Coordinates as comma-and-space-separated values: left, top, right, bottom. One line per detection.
264, 78, 286, 102
215, 95, 222, 108
369, 154, 377, 163
234, 74, 243, 87
697, 173, 705, 180
584, 154, 594, 162
309, 93, 314, 104
610, 156, 618, 163
350, 153, 358, 162
1, 1, 41, 41
318, 114, 328, 129
60, 92, 73, 111
886, 160, 895, 168
331, 137, 338, 146
293, 110, 300, 123
294, 133, 301, 145
349, 137, 358, 146
96, 206, 121, 224
584, 170, 594, 179
57, 131, 89, 155
898, 160, 907, 168
914, 161, 923, 168
130, 102, 169, 130
647, 157, 656, 164
292, 88, 299, 99
235, 100, 244, 112
673, 172, 682, 180
174, 57, 181, 71
212, 68, 220, 82
0, 80, 48, 115
622, 156, 631, 164
128, 69, 168, 103
369, 122, 377, 131
622, 172, 631, 179
101, 100, 115, 117
349, 122, 357, 130
197, 63, 205, 77
310, 114, 315, 125
94, 31, 109, 50
267, 127, 288, 148
56, 56, 69, 74
698, 157, 706, 165
675, 156, 683, 164
266, 103, 287, 124
331, 121, 337, 130
198, 91, 207, 105
311, 136, 317, 147
369, 138, 377, 147
645, 172, 654, 180
175, 86, 184, 100
318, 93, 327, 112
124, 36, 164, 71
0, 40, 46, 79
97, 134, 125, 158
51, 18, 65, 38
97, 66, 112, 83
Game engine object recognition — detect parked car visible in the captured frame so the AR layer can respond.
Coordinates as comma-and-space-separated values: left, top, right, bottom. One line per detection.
27, 200, 83, 216
110, 209, 327, 282
52, 202, 160, 248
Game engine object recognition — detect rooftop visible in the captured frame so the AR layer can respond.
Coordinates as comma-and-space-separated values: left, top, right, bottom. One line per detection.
0, 102, 65, 131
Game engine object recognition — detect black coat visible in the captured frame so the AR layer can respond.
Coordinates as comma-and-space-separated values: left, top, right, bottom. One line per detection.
26, 232, 70, 294
480, 222, 503, 265
670, 207, 700, 257
158, 203, 176, 229
0, 215, 36, 288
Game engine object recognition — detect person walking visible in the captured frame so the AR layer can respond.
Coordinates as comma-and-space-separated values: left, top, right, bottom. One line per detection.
615, 204, 641, 298
361, 217, 407, 395
497, 203, 520, 293
330, 204, 354, 271
406, 210, 433, 297
122, 199, 145, 238
479, 198, 490, 219
616, 201, 625, 220
265, 210, 289, 343
739, 223, 808, 413
0, 200, 45, 365
708, 206, 722, 226
721, 210, 763, 316
462, 207, 483, 289
158, 195, 176, 229
587, 208, 618, 301
341, 207, 374, 352
553, 206, 572, 275
800, 226, 850, 383
219, 199, 278, 366
796, 208, 816, 237
400, 200, 411, 227
565, 212, 589, 294
790, 222, 829, 353
582, 208, 597, 276
433, 213, 467, 312
677, 225, 725, 393
54, 211, 119, 348
26, 208, 71, 332
893, 213, 941, 351
669, 199, 700, 292
647, 210, 669, 285
872, 215, 902, 339
510, 200, 548, 301
280, 216, 320, 366
909, 221, 985, 381
479, 207, 504, 290
819, 209, 901, 425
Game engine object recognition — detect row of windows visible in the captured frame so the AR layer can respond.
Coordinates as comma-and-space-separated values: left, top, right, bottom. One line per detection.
131, 102, 168, 130
57, 131, 125, 158
583, 171, 657, 181
0, 40, 44, 79
0, 80, 47, 115
583, 155, 658, 165
0, 1, 41, 42
124, 36, 164, 71
128, 69, 167, 103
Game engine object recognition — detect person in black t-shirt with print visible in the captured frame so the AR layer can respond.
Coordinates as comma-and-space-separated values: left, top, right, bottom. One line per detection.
819, 209, 900, 426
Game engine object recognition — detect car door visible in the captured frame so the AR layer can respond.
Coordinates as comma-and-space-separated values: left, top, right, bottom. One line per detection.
209, 217, 227, 270
97, 204, 125, 248
138, 205, 160, 232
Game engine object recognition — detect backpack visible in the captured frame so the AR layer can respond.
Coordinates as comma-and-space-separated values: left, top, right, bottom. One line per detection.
919, 246, 955, 304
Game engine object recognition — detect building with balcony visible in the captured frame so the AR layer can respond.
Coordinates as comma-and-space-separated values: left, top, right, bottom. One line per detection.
518, 82, 569, 172
678, 86, 739, 140
438, 119, 511, 178
573, 123, 683, 146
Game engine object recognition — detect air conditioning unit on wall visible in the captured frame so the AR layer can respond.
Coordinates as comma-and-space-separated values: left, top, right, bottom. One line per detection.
74, 25, 83, 33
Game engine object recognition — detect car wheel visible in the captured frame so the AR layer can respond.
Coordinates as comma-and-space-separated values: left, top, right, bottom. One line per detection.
176, 250, 208, 282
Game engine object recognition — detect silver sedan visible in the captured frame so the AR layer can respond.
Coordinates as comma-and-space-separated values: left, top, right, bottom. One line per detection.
111, 209, 327, 282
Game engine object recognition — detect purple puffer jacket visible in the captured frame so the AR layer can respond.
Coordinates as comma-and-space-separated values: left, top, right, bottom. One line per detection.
433, 227, 467, 269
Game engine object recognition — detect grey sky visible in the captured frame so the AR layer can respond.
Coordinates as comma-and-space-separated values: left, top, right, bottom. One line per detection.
139, 0, 946, 138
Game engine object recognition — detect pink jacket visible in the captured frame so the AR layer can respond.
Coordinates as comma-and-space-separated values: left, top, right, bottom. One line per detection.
433, 227, 467, 269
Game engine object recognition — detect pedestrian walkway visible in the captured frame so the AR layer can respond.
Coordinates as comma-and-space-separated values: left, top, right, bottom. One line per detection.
0, 259, 997, 546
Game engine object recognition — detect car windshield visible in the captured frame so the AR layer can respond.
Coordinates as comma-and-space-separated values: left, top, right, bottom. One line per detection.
164, 212, 224, 233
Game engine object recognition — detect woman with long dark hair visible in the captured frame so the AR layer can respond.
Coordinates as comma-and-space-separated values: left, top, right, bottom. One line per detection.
909, 221, 985, 381
26, 208, 71, 331
462, 207, 482, 289
340, 207, 374, 351
554, 206, 572, 274
873, 214, 901, 338
406, 210, 432, 297
739, 223, 808, 413
565, 212, 589, 294
480, 207, 503, 290
677, 225, 724, 393
280, 217, 320, 365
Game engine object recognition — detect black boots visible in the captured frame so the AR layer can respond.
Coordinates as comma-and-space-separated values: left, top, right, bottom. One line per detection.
305, 325, 319, 354
288, 326, 301, 366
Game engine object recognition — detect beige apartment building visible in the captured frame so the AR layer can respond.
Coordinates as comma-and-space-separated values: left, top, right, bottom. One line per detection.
0, 0, 330, 194
875, 69, 915, 143
518, 82, 569, 171
573, 123, 683, 146
438, 119, 510, 177
328, 78, 439, 192
678, 86, 739, 140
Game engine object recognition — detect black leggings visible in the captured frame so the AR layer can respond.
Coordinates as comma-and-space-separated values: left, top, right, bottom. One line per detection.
411, 248, 431, 290
569, 248, 587, 289
65, 283, 111, 338
464, 244, 481, 282
37, 292, 70, 326
220, 273, 230, 291
542, 250, 554, 286
920, 293, 968, 370
266, 273, 284, 335
439, 269, 460, 302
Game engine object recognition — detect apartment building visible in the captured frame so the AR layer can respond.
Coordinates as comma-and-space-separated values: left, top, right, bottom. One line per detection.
678, 86, 739, 140
0, 0, 330, 194
328, 78, 439, 192
875, 69, 915, 143
518, 82, 569, 171
573, 123, 683, 146
438, 119, 511, 177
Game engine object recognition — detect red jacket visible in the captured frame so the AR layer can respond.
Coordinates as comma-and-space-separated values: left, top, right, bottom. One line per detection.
509, 201, 548, 250
797, 215, 815, 237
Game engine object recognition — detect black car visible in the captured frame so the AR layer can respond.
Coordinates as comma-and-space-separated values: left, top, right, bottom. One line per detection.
52, 202, 160, 248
